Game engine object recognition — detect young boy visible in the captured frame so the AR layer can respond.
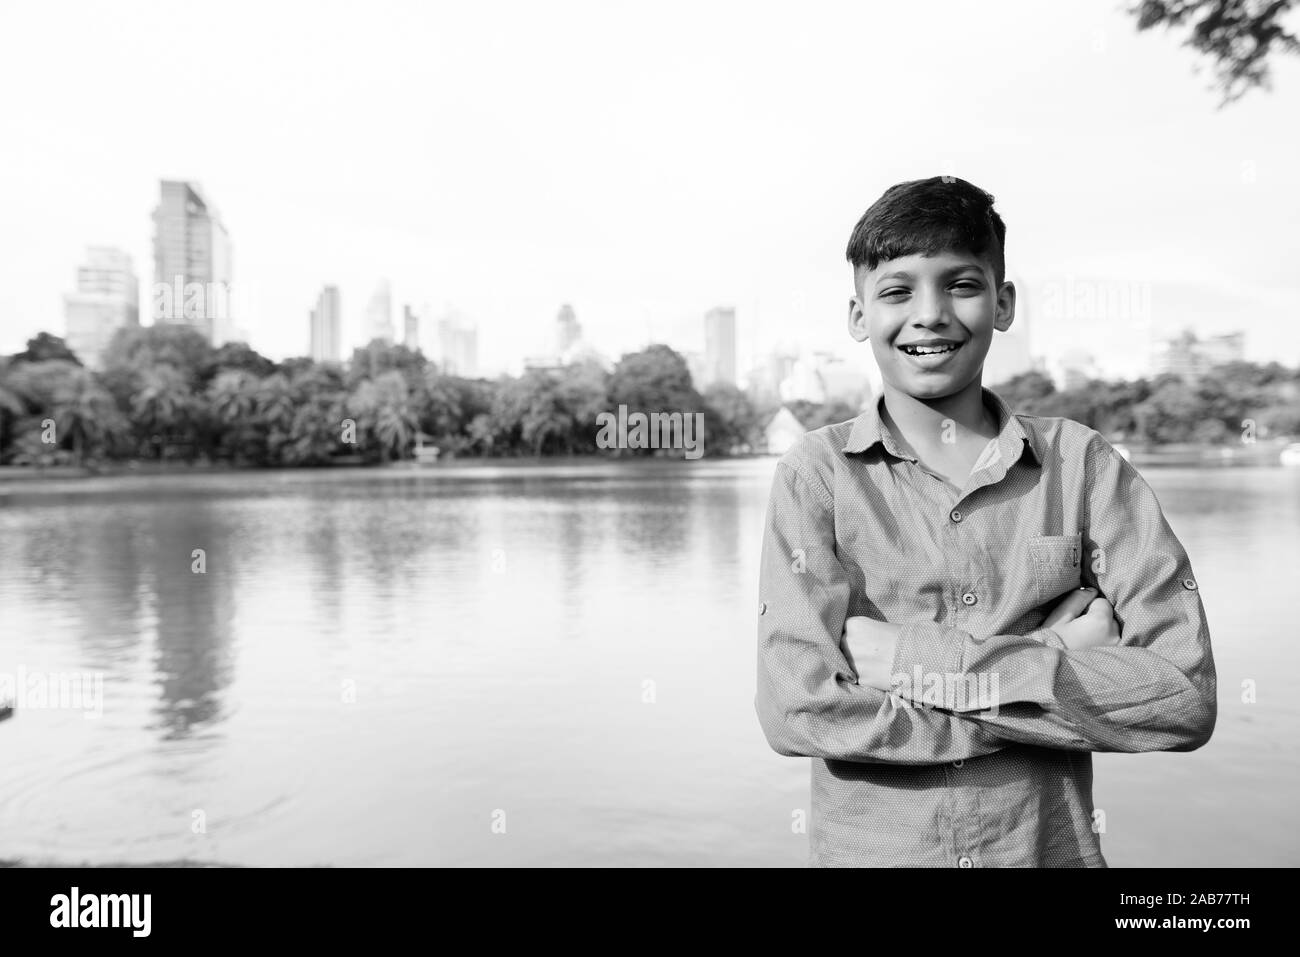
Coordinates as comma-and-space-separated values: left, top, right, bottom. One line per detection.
754, 176, 1217, 868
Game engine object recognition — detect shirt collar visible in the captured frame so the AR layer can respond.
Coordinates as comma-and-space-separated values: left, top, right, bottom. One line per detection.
843, 386, 1042, 467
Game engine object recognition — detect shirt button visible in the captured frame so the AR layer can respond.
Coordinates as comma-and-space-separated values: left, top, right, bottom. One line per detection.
950, 509, 963, 523
957, 856, 974, 868
961, 592, 977, 606
952, 759, 964, 768
1182, 578, 1198, 591
758, 601, 767, 615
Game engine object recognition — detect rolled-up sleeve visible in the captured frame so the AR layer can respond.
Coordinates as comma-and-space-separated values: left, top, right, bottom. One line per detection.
755, 453, 1009, 765
889, 436, 1217, 753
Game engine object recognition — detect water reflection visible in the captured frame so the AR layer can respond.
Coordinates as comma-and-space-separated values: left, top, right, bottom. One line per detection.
147, 501, 236, 737
0, 462, 1296, 866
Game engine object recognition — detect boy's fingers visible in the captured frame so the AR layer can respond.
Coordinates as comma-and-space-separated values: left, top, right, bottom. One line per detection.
1043, 586, 1097, 627
1087, 597, 1114, 617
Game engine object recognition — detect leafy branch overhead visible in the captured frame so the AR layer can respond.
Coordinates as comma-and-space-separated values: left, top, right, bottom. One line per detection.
1131, 0, 1300, 104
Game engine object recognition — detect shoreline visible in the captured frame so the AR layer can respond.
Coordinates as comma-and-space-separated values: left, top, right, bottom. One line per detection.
0, 455, 776, 496
1, 440, 1295, 485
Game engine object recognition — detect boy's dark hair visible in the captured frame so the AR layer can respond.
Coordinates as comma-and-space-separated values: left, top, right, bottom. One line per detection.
846, 176, 1007, 286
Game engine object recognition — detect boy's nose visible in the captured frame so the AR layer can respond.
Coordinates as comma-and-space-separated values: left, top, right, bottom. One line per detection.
912, 291, 950, 326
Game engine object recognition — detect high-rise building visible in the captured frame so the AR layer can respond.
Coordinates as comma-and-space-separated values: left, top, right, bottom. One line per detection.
364, 280, 394, 344
151, 180, 233, 344
63, 246, 139, 368
309, 285, 341, 362
436, 310, 478, 376
1155, 329, 1246, 380
703, 306, 737, 388
403, 304, 420, 350
556, 303, 582, 355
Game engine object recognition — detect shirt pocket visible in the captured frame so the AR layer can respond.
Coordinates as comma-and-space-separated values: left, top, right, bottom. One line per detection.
1029, 532, 1083, 605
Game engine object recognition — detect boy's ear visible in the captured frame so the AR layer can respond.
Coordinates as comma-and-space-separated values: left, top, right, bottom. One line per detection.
993, 280, 1016, 332
847, 297, 869, 342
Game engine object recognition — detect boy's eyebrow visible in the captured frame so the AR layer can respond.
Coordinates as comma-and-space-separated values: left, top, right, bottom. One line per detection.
873, 262, 988, 285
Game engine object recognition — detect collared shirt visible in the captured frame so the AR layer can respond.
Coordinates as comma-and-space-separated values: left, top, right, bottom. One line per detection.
754, 387, 1216, 867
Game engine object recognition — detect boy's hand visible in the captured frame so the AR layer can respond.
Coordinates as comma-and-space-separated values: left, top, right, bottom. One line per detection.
841, 616, 901, 691
842, 589, 1121, 690
1043, 587, 1121, 650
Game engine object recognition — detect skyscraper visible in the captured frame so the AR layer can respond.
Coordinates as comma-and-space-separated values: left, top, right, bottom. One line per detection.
364, 279, 394, 344
436, 310, 478, 376
309, 285, 341, 362
1154, 329, 1245, 381
703, 306, 737, 388
403, 304, 420, 350
151, 180, 233, 344
63, 246, 139, 368
556, 303, 581, 355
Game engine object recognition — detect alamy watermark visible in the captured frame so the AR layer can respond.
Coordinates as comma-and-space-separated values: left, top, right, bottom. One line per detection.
1039, 277, 1152, 323
0, 666, 104, 719
891, 666, 1000, 715
595, 405, 705, 459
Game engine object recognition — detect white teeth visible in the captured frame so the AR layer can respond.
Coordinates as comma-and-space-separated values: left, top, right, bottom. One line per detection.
902, 343, 959, 355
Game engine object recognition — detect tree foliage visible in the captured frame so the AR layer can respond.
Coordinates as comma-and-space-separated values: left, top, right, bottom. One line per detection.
3, 324, 1295, 467
1131, 0, 1300, 104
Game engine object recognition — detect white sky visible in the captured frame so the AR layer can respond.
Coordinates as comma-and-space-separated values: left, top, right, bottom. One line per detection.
2, 0, 1298, 377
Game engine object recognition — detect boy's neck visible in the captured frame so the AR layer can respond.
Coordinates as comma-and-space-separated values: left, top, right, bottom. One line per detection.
879, 378, 999, 456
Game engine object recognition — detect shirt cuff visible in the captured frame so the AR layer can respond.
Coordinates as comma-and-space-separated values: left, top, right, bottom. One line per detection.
1037, 627, 1068, 650
891, 621, 964, 693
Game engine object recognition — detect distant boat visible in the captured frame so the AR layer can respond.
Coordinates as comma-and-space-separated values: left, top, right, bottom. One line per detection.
1281, 443, 1300, 467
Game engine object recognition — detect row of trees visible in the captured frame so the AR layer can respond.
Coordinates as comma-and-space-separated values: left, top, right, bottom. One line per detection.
993, 367, 1300, 444
2, 327, 1297, 468
0, 329, 785, 467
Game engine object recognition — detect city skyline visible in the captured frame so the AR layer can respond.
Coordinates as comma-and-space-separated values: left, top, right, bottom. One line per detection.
40, 179, 1263, 391
48, 181, 1177, 384
5, 1, 1299, 377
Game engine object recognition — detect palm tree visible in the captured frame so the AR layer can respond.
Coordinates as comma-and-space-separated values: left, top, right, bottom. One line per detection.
371, 371, 417, 461
0, 360, 32, 460
131, 366, 194, 459
207, 369, 259, 463
349, 371, 417, 462
208, 369, 257, 425
49, 366, 128, 464
254, 373, 296, 463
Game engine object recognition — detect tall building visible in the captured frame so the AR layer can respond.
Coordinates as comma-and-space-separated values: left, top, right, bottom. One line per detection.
309, 285, 341, 362
403, 304, 420, 350
63, 246, 139, 368
151, 180, 233, 344
1155, 329, 1246, 380
364, 279, 394, 344
436, 310, 478, 376
703, 306, 737, 388
556, 303, 582, 354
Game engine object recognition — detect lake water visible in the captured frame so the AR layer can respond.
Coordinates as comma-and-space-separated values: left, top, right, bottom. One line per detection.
1, 461, 1297, 867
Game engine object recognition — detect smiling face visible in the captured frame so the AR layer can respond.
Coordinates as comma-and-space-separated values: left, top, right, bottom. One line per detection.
848, 249, 1016, 401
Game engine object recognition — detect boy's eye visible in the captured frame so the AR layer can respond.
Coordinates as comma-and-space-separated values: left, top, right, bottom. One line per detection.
951, 280, 984, 293
878, 288, 910, 300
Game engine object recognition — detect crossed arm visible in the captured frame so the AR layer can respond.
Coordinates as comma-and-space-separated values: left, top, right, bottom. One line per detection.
755, 442, 1217, 765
